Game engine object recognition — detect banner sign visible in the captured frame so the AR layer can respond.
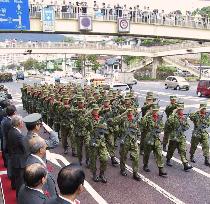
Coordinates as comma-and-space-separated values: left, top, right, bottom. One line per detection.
118, 18, 130, 33
42, 7, 55, 32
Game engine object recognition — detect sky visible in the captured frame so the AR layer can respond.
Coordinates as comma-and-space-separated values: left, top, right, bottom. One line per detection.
87, 0, 210, 12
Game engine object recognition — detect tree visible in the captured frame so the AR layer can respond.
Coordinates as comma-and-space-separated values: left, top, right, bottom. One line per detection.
87, 55, 101, 73
193, 6, 210, 17
113, 37, 126, 45
6, 64, 17, 70
200, 53, 210, 65
75, 58, 83, 72
63, 36, 75, 43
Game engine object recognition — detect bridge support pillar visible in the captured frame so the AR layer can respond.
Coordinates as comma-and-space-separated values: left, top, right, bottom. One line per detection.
152, 57, 162, 79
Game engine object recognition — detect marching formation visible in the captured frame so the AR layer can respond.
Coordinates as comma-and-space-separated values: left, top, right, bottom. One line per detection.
21, 82, 210, 183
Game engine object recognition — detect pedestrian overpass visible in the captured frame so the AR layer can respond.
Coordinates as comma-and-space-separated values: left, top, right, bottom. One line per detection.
4, 5, 210, 41
1, 41, 210, 58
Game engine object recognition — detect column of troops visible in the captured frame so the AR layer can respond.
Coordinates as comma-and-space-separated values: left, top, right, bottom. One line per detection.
21, 82, 210, 183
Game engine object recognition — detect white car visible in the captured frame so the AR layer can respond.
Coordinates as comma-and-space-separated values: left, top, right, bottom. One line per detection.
165, 76, 190, 90
103, 83, 130, 95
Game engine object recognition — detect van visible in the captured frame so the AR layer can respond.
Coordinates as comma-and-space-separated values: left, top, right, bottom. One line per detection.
197, 80, 210, 97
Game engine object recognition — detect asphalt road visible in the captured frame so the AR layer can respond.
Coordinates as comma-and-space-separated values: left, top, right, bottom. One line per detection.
1, 78, 210, 204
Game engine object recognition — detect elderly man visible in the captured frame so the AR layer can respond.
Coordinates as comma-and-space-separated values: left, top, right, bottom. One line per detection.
26, 136, 57, 198
7, 115, 28, 195
23, 113, 59, 150
44, 163, 85, 204
18, 163, 48, 204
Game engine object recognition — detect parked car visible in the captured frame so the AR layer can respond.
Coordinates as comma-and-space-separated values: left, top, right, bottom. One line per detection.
16, 71, 24, 80
197, 79, 210, 97
102, 83, 130, 95
165, 76, 190, 90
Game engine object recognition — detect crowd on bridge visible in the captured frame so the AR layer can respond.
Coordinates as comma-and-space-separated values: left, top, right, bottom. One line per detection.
29, 0, 210, 28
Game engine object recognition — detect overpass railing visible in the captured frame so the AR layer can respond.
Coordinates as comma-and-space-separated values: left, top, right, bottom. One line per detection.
29, 5, 210, 30
2, 41, 210, 55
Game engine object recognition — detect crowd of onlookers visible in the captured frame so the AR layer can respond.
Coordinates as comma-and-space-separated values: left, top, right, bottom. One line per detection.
0, 85, 85, 204
29, 1, 210, 28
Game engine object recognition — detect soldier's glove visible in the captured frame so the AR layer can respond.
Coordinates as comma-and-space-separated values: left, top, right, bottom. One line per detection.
137, 140, 140, 145
91, 142, 97, 147
120, 140, 125, 145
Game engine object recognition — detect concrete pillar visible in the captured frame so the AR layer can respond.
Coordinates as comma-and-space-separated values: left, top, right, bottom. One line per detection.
152, 57, 162, 79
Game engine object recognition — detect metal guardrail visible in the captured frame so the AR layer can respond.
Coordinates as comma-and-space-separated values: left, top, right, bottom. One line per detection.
29, 5, 210, 30
1, 41, 210, 54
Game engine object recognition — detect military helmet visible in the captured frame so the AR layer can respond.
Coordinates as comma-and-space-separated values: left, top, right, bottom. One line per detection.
170, 95, 177, 100
146, 91, 154, 97
146, 95, 153, 100
77, 96, 85, 103
199, 103, 207, 110
177, 101, 184, 110
92, 104, 100, 110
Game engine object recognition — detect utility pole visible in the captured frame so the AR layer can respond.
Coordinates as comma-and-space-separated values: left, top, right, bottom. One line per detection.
199, 52, 202, 80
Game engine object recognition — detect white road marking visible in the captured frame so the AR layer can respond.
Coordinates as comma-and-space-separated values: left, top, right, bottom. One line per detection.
162, 152, 210, 179
114, 158, 185, 204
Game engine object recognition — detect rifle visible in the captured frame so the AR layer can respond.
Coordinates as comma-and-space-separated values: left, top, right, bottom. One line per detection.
121, 127, 138, 144
90, 126, 108, 147
175, 112, 191, 137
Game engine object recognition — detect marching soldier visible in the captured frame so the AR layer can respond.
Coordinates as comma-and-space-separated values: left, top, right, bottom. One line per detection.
140, 95, 154, 155
117, 109, 141, 181
163, 96, 178, 152
189, 103, 210, 166
166, 102, 193, 171
142, 104, 167, 177
87, 104, 109, 183
73, 96, 90, 166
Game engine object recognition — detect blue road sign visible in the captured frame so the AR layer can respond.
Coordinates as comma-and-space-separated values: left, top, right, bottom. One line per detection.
0, 0, 30, 30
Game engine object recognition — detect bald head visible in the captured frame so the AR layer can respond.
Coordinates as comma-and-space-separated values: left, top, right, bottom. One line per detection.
24, 163, 47, 188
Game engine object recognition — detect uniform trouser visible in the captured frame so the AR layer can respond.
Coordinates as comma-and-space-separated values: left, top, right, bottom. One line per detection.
163, 120, 170, 145
13, 167, 24, 198
140, 130, 146, 151
120, 140, 139, 173
60, 125, 69, 150
69, 128, 76, 152
48, 117, 54, 128
166, 139, 188, 164
143, 139, 164, 168
76, 134, 90, 162
190, 134, 209, 157
105, 133, 116, 157
54, 122, 60, 135
89, 143, 109, 173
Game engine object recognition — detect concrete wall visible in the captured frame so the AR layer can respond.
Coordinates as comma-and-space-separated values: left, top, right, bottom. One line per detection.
29, 18, 210, 41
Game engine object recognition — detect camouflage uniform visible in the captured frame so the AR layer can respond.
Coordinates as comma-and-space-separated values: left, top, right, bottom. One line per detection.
73, 97, 90, 165
117, 109, 141, 181
166, 102, 193, 171
163, 96, 178, 151
142, 104, 167, 176
189, 103, 210, 166
87, 104, 109, 183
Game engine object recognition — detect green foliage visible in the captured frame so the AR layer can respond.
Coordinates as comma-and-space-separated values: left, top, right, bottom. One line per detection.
200, 53, 210, 65
63, 36, 75, 43
113, 37, 126, 44
193, 6, 210, 17
75, 58, 83, 71
141, 38, 181, 47
20, 58, 39, 70
6, 64, 17, 70
87, 55, 101, 73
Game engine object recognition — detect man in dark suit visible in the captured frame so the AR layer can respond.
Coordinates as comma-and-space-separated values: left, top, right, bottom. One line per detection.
26, 136, 57, 198
7, 115, 28, 195
44, 163, 85, 204
1, 105, 16, 168
18, 163, 48, 204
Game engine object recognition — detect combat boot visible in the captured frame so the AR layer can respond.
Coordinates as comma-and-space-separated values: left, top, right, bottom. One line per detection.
190, 155, 196, 163
143, 165, 150, 172
92, 172, 99, 182
159, 167, 167, 177
120, 169, 127, 176
111, 157, 118, 167
133, 172, 141, 181
166, 159, 173, 167
99, 171, 107, 183
204, 157, 210, 166
163, 144, 167, 152
183, 163, 193, 171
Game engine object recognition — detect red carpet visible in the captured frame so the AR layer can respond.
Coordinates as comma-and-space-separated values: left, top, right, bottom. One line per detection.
0, 153, 17, 204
